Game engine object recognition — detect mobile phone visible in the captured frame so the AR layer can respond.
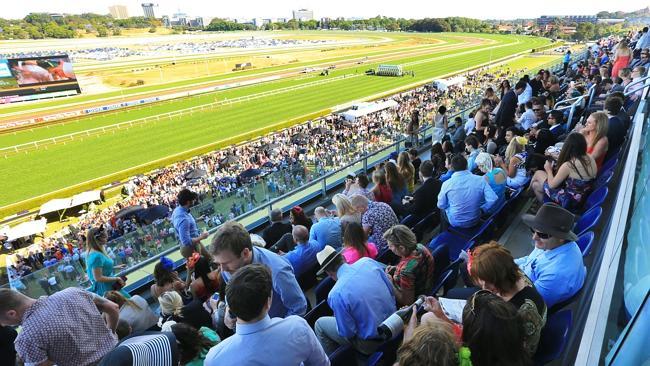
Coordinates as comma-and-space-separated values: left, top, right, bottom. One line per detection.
212, 292, 220, 301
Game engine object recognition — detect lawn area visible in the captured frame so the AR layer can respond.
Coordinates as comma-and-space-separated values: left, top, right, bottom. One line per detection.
1, 33, 551, 213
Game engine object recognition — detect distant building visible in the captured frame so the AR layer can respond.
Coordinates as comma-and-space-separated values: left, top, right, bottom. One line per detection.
253, 18, 270, 28
320, 17, 331, 28
537, 15, 597, 27
162, 13, 204, 28
276, 18, 288, 23
109, 5, 129, 19
141, 3, 155, 18
597, 18, 626, 25
292, 9, 314, 21
49, 13, 64, 20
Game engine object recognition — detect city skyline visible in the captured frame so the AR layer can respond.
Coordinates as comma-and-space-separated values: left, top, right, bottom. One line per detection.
2, 0, 649, 21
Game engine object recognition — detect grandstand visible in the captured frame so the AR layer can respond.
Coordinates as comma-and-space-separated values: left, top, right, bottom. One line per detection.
1, 32, 648, 366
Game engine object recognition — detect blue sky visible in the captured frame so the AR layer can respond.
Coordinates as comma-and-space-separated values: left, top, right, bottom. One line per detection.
4, 0, 649, 21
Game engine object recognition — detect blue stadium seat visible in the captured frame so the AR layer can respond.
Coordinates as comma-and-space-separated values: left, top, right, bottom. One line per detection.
576, 231, 595, 257
533, 310, 573, 365
447, 217, 494, 243
315, 277, 336, 304
329, 344, 355, 366
600, 155, 619, 175
594, 169, 614, 189
430, 268, 454, 296
303, 300, 333, 329
574, 206, 602, 237
367, 330, 403, 366
583, 186, 608, 214
400, 214, 418, 228
430, 244, 451, 281
428, 231, 474, 261
412, 211, 439, 242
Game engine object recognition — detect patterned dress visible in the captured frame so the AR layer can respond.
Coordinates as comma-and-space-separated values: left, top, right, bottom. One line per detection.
543, 177, 593, 212
391, 244, 435, 300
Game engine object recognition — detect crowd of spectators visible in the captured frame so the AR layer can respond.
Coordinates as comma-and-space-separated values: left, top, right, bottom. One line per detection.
4, 35, 640, 365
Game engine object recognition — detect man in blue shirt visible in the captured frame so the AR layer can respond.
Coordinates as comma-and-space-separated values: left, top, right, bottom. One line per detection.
314, 245, 396, 356
309, 207, 342, 249
210, 221, 307, 320
171, 189, 209, 258
516, 203, 586, 308
204, 264, 328, 366
283, 225, 320, 277
437, 154, 498, 229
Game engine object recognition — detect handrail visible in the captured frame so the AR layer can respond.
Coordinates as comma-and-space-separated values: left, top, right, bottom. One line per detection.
554, 95, 583, 109
623, 75, 650, 94
624, 83, 649, 98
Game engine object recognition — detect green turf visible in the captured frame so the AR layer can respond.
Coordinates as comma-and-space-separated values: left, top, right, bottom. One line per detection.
0, 32, 464, 116
1, 33, 550, 210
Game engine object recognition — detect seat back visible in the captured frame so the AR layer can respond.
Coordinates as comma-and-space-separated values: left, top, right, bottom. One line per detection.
430, 244, 450, 281
574, 206, 602, 236
583, 186, 608, 213
594, 169, 614, 189
400, 214, 417, 228
303, 300, 333, 329
576, 231, 595, 257
427, 231, 470, 262
534, 310, 573, 365
367, 330, 403, 366
315, 277, 336, 304
329, 344, 355, 366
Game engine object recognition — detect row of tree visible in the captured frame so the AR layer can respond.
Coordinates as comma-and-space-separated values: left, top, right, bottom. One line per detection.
0, 13, 159, 39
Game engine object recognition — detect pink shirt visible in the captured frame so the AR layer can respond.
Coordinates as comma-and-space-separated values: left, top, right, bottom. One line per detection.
342, 242, 378, 264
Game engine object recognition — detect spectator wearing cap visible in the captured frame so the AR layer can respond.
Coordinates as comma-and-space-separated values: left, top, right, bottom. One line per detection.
282, 225, 321, 276
314, 245, 396, 355
398, 160, 441, 222
437, 155, 498, 230
309, 207, 342, 249
204, 264, 328, 366
0, 287, 119, 366
350, 194, 399, 252
172, 189, 209, 259
210, 221, 307, 320
515, 203, 586, 307
495, 80, 527, 129
262, 208, 292, 249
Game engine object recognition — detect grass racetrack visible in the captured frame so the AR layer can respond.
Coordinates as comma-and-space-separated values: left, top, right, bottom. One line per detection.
2, 32, 551, 215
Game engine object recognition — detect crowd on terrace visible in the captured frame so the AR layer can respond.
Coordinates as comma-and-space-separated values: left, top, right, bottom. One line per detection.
1, 30, 645, 366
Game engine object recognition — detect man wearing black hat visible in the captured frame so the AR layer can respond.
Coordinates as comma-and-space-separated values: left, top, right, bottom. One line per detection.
172, 189, 210, 259
515, 203, 586, 308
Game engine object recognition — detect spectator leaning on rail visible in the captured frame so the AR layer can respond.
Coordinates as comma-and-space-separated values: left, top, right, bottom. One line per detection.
172, 189, 210, 259
437, 154, 498, 230
204, 264, 329, 366
209, 221, 307, 321
314, 245, 396, 357
515, 203, 586, 308
0, 287, 119, 366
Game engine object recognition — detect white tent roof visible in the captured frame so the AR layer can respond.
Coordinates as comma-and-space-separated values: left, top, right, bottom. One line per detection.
339, 100, 399, 121
38, 198, 72, 216
38, 190, 102, 216
6, 218, 47, 241
71, 190, 102, 207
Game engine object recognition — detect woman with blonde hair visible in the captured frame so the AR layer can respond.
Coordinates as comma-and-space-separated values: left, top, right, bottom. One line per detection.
495, 136, 529, 189
332, 193, 361, 229
475, 153, 507, 211
85, 226, 126, 297
397, 151, 416, 193
581, 111, 609, 170
105, 290, 158, 332
158, 291, 213, 331
612, 40, 632, 80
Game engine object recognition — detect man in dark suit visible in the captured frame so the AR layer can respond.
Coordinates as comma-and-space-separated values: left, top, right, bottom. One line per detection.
262, 209, 292, 248
547, 110, 566, 140
495, 80, 527, 129
604, 96, 627, 158
401, 160, 441, 221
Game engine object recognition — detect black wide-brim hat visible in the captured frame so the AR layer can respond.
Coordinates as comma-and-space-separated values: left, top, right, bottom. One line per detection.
522, 203, 578, 241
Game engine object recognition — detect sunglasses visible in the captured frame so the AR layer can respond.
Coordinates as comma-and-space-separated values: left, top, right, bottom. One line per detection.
530, 228, 551, 239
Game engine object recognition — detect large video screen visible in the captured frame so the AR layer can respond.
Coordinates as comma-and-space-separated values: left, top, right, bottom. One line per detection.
0, 54, 81, 103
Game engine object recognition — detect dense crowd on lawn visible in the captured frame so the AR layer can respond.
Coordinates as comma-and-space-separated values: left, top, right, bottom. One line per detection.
4, 32, 644, 365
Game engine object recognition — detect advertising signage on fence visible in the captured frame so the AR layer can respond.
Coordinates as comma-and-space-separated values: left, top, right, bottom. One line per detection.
0, 54, 81, 103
